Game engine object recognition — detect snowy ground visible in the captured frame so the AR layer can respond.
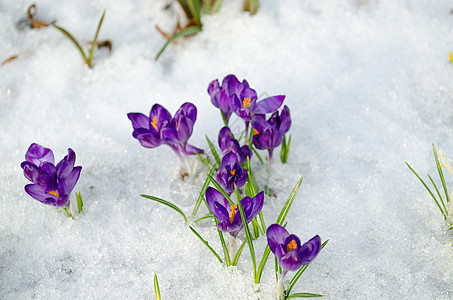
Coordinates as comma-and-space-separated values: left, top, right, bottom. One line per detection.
1, 0, 453, 299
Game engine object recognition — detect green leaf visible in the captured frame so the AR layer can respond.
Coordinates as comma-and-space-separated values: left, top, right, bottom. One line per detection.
61, 207, 73, 218
207, 174, 234, 206
287, 240, 329, 295
155, 25, 202, 61
243, 0, 259, 15
286, 293, 324, 299
206, 135, 221, 167
141, 194, 187, 222
235, 184, 257, 279
176, 0, 192, 20
204, 0, 211, 14
427, 174, 447, 217
53, 24, 88, 64
232, 238, 247, 266
212, 0, 223, 13
250, 144, 264, 164
405, 162, 447, 219
88, 10, 106, 67
217, 225, 231, 266
192, 166, 216, 216
194, 150, 212, 169
189, 226, 223, 264
433, 144, 450, 204
276, 177, 303, 225
194, 214, 214, 223
186, 0, 201, 25
154, 274, 161, 300
281, 134, 291, 164
256, 245, 271, 283
76, 192, 83, 214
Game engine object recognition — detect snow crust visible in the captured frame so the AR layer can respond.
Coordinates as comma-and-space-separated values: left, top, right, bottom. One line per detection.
1, 0, 453, 298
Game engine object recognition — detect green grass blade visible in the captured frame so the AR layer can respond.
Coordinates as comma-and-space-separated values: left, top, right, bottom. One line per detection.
235, 184, 256, 279
232, 238, 247, 266
206, 135, 221, 167
204, 0, 211, 14
88, 10, 106, 67
154, 274, 161, 300
217, 226, 231, 266
212, 0, 223, 13
189, 226, 223, 264
256, 245, 271, 283
433, 144, 450, 204
176, 0, 192, 19
141, 194, 187, 222
207, 174, 234, 205
194, 150, 212, 169
53, 24, 88, 64
281, 134, 291, 163
427, 175, 447, 218
186, 0, 201, 25
276, 177, 303, 225
252, 219, 260, 238
194, 214, 214, 223
246, 156, 259, 195
250, 144, 263, 164
287, 293, 324, 299
155, 25, 201, 60
192, 166, 216, 216
243, 0, 259, 14
405, 162, 447, 219
287, 240, 329, 295
76, 192, 83, 214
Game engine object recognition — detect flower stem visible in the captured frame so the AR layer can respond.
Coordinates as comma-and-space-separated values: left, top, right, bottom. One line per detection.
228, 235, 237, 262
245, 121, 250, 144
276, 270, 288, 300
268, 149, 273, 170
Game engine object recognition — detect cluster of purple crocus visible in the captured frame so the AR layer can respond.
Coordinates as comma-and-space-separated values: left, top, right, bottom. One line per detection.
208, 74, 291, 163
21, 143, 82, 213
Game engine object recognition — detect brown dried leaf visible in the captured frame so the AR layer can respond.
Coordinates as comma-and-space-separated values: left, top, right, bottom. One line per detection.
1, 55, 19, 66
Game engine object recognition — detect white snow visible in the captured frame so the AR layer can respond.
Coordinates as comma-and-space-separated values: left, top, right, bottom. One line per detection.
1, 0, 453, 298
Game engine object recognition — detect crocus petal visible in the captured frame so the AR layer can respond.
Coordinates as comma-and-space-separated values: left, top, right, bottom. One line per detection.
64, 166, 82, 193
21, 161, 40, 183
25, 184, 58, 206
183, 144, 204, 155
218, 126, 233, 151
253, 95, 285, 114
150, 104, 172, 131
247, 191, 264, 223
208, 79, 221, 107
160, 127, 179, 145
222, 151, 239, 166
206, 187, 230, 222
25, 143, 55, 166
278, 105, 291, 136
221, 74, 240, 96
133, 129, 162, 148
56, 148, 76, 179
174, 115, 193, 144
298, 235, 321, 265
176, 102, 197, 125
267, 224, 290, 256
217, 220, 242, 237
238, 145, 253, 164
280, 250, 303, 271
127, 113, 150, 130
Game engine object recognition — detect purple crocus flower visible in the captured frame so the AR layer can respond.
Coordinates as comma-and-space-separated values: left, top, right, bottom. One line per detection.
205, 186, 264, 237
230, 87, 285, 123
216, 152, 248, 195
267, 224, 321, 272
218, 126, 252, 164
252, 105, 291, 162
207, 74, 249, 124
127, 102, 203, 157
21, 143, 82, 208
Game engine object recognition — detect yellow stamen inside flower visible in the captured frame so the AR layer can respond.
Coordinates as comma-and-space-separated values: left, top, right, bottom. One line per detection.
243, 98, 251, 108
229, 205, 238, 223
151, 116, 158, 131
230, 169, 236, 176
440, 165, 446, 168
253, 129, 259, 135
287, 240, 297, 252
48, 190, 60, 197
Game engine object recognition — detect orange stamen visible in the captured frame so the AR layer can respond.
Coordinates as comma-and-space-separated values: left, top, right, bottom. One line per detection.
243, 98, 251, 108
151, 116, 158, 131
230, 169, 236, 176
287, 240, 297, 252
48, 190, 60, 197
253, 129, 259, 135
229, 205, 238, 223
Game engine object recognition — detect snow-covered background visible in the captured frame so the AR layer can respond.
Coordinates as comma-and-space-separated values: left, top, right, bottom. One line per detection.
1, 0, 453, 298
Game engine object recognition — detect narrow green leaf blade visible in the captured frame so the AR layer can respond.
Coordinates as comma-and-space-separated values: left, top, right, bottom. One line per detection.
232, 238, 247, 266
141, 194, 187, 222
287, 293, 324, 299
155, 26, 201, 60
192, 166, 216, 216
206, 135, 221, 167
189, 226, 223, 264
207, 174, 234, 205
88, 10, 106, 66
53, 24, 88, 64
154, 274, 161, 300
276, 177, 303, 225
433, 144, 450, 204
76, 192, 83, 214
